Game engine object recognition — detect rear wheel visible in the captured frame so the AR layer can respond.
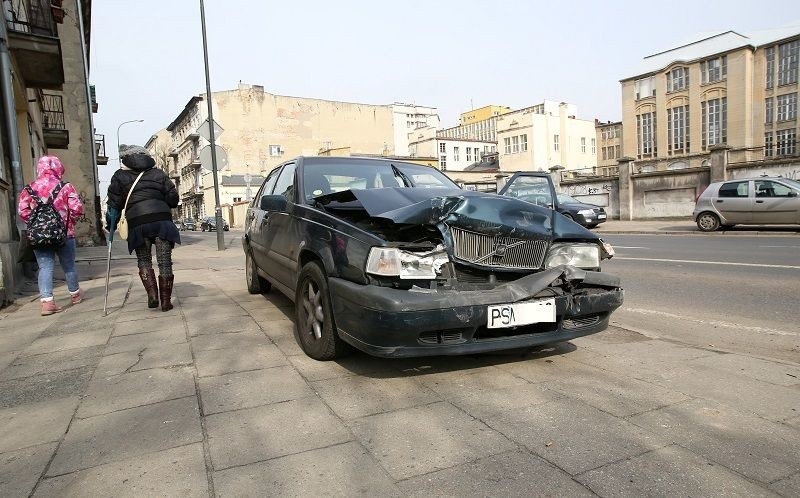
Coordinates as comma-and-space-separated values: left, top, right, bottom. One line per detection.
245, 250, 270, 294
294, 262, 349, 360
696, 212, 720, 232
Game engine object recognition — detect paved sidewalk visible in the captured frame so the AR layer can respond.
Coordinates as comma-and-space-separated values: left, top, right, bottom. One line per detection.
0, 241, 798, 496
594, 218, 800, 235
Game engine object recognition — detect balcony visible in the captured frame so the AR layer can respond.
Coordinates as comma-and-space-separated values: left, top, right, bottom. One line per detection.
41, 93, 68, 149
95, 134, 108, 165
90, 85, 98, 113
5, 0, 65, 89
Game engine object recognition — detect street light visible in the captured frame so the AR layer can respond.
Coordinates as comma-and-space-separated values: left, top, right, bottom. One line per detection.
116, 119, 144, 162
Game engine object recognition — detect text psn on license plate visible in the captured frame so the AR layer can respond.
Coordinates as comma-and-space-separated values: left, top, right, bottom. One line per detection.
487, 298, 556, 329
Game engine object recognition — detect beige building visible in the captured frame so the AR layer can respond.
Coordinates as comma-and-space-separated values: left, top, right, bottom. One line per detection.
621, 25, 800, 168
408, 126, 495, 171
1, 0, 103, 304
596, 120, 622, 172
495, 101, 598, 172
460, 105, 511, 125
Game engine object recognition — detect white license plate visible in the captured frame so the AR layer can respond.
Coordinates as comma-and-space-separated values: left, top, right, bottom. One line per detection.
487, 299, 556, 329
598, 214, 607, 219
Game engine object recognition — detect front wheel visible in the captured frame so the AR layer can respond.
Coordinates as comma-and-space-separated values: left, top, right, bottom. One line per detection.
294, 262, 349, 360
562, 213, 575, 221
245, 250, 270, 294
696, 212, 720, 232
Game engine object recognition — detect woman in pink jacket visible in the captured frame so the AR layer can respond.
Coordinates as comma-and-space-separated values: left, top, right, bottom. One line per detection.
18, 156, 85, 315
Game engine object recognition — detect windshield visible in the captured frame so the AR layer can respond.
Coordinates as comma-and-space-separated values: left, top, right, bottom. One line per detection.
557, 193, 579, 204
303, 161, 458, 201
781, 178, 800, 190
503, 176, 553, 207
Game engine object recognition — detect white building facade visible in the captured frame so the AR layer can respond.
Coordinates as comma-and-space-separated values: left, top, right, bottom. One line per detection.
391, 103, 440, 156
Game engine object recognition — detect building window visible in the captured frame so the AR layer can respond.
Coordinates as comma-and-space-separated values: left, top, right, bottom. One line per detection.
580, 137, 586, 153
553, 134, 559, 151
776, 93, 798, 121
602, 147, 608, 160
667, 105, 689, 154
439, 142, 446, 153
440, 155, 447, 170
521, 134, 528, 152
269, 145, 283, 157
636, 111, 657, 158
634, 76, 655, 100
512, 136, 519, 153
778, 40, 799, 86
503, 137, 511, 154
591, 138, 596, 154
765, 132, 774, 157
453, 146, 459, 162
466, 147, 472, 162
615, 144, 621, 158
701, 55, 727, 84
233, 197, 242, 203
766, 46, 775, 89
667, 67, 689, 92
776, 129, 797, 155
765, 98, 774, 124
701, 98, 727, 149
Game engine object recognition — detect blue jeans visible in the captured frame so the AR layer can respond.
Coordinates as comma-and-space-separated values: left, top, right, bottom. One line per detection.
33, 238, 79, 299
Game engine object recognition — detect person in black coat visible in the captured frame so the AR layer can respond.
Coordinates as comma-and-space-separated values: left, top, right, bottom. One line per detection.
107, 145, 180, 311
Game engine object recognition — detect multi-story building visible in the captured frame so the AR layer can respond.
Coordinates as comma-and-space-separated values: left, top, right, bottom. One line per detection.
391, 103, 439, 156
0, 0, 103, 304
621, 24, 800, 167
145, 129, 180, 218
408, 127, 495, 171
495, 101, 598, 172
596, 120, 622, 173
459, 105, 511, 125
161, 84, 433, 218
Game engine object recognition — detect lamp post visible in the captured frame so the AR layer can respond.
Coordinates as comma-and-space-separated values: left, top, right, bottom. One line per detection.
116, 119, 144, 163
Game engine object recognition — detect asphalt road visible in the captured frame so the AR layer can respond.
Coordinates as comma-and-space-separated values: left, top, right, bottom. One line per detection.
602, 234, 800, 363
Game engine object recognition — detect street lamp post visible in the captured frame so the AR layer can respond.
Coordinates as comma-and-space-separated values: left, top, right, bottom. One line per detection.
116, 119, 144, 163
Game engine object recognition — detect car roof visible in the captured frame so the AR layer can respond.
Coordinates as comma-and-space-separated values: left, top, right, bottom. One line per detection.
717, 176, 794, 183
296, 155, 436, 169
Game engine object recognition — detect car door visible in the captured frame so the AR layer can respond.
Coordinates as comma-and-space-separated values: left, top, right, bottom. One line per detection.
263, 162, 297, 290
714, 180, 752, 223
751, 180, 800, 224
247, 168, 280, 271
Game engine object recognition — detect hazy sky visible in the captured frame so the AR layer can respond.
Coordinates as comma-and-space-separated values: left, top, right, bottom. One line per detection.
90, 0, 800, 190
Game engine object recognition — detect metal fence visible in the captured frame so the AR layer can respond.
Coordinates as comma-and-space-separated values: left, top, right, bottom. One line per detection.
94, 134, 106, 157
5, 0, 57, 36
41, 93, 65, 130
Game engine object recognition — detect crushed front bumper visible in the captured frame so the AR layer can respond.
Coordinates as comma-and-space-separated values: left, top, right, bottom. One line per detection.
328, 266, 624, 357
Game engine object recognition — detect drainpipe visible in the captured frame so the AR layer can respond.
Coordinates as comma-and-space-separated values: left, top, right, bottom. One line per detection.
74, 0, 102, 242
0, 8, 25, 227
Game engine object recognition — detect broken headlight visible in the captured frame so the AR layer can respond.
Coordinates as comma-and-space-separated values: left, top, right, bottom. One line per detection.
366, 245, 449, 279
544, 243, 600, 269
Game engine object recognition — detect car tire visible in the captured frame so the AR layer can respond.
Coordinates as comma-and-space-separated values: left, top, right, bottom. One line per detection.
294, 261, 349, 360
586, 223, 599, 229
720, 224, 735, 230
562, 213, 575, 221
696, 212, 720, 232
245, 250, 270, 294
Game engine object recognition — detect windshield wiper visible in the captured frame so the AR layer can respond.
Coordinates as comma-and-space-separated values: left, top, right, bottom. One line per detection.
391, 164, 412, 187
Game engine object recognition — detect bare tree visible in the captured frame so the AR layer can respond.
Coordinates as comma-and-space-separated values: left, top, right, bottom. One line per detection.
154, 144, 171, 173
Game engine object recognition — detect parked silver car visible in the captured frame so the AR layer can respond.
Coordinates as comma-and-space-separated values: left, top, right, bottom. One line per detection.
693, 177, 800, 231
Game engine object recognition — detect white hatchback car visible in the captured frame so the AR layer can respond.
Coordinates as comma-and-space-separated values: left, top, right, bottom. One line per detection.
693, 177, 800, 231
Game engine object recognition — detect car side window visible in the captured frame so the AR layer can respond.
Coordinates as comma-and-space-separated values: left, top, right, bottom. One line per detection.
273, 163, 297, 201
756, 180, 792, 197
253, 167, 280, 207
718, 181, 749, 198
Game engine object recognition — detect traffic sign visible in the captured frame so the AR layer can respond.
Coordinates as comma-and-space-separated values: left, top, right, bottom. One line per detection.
197, 119, 224, 142
199, 144, 229, 171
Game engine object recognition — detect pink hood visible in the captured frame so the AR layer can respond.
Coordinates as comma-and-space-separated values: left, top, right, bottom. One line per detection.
36, 155, 66, 180
18, 155, 84, 238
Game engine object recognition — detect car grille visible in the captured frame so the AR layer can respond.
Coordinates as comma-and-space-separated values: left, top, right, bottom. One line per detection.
449, 226, 548, 270
562, 315, 601, 330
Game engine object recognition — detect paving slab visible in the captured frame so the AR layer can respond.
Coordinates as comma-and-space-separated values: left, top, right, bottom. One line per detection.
112, 315, 185, 337
0, 366, 93, 408
191, 329, 267, 352
577, 444, 775, 497
35, 443, 208, 498
418, 365, 530, 398
39, 314, 116, 338
271, 332, 305, 357
484, 397, 667, 476
77, 367, 195, 418
194, 344, 287, 377
399, 450, 594, 497
104, 328, 186, 355
312, 375, 441, 419
0, 397, 78, 453
113, 307, 165, 323
688, 353, 800, 387
92, 343, 193, 378
199, 366, 312, 415
448, 382, 564, 421
205, 396, 351, 470
493, 354, 601, 384
182, 304, 249, 323
23, 329, 110, 356
48, 397, 202, 476
213, 441, 401, 497
628, 398, 800, 484
186, 315, 261, 336
348, 401, 514, 480
770, 472, 800, 497
0, 325, 47, 354
0, 346, 103, 381
288, 353, 401, 382
0, 442, 58, 498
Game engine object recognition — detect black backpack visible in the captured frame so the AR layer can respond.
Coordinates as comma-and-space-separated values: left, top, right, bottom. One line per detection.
24, 182, 67, 248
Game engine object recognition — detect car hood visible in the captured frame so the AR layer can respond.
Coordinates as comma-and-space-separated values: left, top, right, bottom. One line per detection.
316, 188, 598, 240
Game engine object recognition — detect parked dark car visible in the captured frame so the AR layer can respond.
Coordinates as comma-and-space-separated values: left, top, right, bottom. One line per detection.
498, 172, 607, 228
243, 157, 623, 360
201, 216, 229, 231
181, 218, 197, 231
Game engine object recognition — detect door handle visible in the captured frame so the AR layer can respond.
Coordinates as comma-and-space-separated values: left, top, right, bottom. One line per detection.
755, 200, 764, 203
715, 200, 724, 203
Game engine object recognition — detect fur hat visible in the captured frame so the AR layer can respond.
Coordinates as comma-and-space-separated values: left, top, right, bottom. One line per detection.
119, 144, 150, 158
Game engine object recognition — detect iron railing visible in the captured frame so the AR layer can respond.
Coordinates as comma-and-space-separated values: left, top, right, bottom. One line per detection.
41, 93, 65, 130
728, 144, 799, 165
94, 134, 106, 157
6, 0, 57, 36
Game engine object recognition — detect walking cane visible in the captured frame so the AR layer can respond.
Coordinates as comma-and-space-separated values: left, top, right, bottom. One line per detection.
102, 229, 113, 316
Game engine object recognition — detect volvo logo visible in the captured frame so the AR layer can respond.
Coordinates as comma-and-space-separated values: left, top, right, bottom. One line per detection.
494, 244, 508, 257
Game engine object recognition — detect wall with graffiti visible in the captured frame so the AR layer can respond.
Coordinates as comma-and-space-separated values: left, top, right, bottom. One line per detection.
559, 180, 620, 219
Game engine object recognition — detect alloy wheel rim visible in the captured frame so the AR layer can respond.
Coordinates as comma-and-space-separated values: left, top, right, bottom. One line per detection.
699, 215, 715, 230
302, 281, 324, 340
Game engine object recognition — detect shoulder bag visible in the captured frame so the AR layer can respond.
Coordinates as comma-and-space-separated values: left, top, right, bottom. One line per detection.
117, 172, 145, 240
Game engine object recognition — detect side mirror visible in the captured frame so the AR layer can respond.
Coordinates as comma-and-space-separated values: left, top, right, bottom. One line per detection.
260, 194, 288, 212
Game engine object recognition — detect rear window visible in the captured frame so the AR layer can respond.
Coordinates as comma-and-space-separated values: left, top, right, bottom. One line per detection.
718, 181, 749, 198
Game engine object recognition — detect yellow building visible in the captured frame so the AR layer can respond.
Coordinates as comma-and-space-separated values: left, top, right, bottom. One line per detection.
596, 120, 622, 173
621, 25, 799, 167
460, 105, 511, 125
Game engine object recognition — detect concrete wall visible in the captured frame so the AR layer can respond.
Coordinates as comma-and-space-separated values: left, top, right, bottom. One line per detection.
560, 179, 620, 219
